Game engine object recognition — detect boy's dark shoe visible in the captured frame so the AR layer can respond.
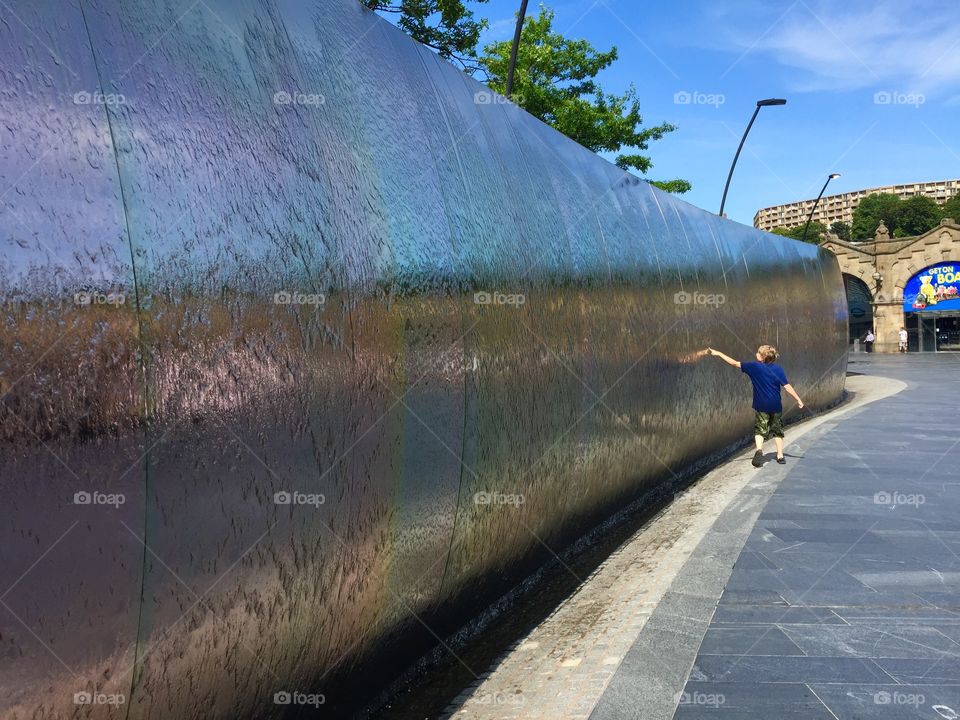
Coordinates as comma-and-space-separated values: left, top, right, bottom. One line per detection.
776, 456, 786, 464
752, 450, 764, 467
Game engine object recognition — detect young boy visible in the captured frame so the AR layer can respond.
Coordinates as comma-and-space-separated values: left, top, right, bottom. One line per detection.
707, 345, 804, 467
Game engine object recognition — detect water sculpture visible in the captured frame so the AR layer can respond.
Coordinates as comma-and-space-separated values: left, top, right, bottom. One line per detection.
0, 1, 847, 717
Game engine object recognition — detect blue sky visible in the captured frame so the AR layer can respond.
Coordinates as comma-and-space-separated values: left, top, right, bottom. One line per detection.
455, 0, 960, 225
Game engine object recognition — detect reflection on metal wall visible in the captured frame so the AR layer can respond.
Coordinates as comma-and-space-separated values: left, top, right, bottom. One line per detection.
0, 0, 847, 717
844, 274, 874, 342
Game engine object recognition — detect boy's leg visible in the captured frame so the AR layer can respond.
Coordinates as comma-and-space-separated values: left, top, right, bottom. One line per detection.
771, 413, 786, 462
752, 412, 767, 466
752, 436, 764, 466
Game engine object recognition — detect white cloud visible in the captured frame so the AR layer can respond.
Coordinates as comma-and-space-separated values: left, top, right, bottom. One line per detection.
713, 0, 960, 95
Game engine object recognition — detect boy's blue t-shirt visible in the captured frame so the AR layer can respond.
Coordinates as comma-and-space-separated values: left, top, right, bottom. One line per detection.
740, 361, 788, 413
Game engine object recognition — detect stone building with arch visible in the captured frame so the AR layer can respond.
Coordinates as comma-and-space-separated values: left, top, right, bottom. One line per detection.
821, 218, 960, 352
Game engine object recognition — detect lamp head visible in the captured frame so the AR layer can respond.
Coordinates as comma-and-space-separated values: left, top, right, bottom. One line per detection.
829, 173, 841, 180
757, 98, 787, 107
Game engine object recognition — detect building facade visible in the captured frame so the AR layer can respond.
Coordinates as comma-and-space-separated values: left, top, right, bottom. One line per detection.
822, 218, 960, 352
754, 179, 960, 231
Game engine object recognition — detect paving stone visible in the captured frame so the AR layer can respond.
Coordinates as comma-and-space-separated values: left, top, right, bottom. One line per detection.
874, 658, 960, 684
674, 682, 834, 719
697, 626, 805, 656
808, 683, 960, 719
716, 589, 789, 606
690, 655, 894, 683
779, 623, 960, 659
835, 608, 960, 625
710, 605, 847, 626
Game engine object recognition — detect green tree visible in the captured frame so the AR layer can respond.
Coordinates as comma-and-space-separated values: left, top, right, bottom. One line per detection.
770, 222, 827, 244
480, 7, 689, 193
363, 0, 489, 73
829, 221, 851, 242
940, 194, 960, 222
851, 193, 902, 240
893, 195, 941, 236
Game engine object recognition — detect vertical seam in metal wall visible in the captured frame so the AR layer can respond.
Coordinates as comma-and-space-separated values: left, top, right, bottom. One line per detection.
75, 3, 151, 717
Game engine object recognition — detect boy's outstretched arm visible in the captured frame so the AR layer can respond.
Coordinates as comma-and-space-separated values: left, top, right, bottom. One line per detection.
707, 347, 740, 368
784, 383, 804, 409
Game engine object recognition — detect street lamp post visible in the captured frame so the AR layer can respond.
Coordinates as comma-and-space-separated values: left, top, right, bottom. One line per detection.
801, 173, 841, 244
505, 0, 530, 98
719, 98, 787, 218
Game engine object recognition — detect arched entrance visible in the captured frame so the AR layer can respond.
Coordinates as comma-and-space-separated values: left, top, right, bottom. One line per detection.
843, 274, 873, 344
903, 262, 960, 351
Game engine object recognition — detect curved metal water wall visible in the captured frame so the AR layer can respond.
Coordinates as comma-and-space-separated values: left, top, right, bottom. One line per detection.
0, 0, 847, 717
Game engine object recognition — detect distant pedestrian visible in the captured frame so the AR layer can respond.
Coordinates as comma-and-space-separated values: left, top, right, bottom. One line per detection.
898, 327, 908, 353
707, 345, 804, 467
864, 330, 875, 353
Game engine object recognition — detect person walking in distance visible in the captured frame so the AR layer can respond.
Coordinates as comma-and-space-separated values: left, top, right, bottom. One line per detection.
898, 327, 908, 353
864, 329, 875, 353
707, 345, 804, 467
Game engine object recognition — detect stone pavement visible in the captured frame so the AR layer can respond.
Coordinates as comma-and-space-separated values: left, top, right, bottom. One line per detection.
596, 353, 960, 720
444, 354, 960, 720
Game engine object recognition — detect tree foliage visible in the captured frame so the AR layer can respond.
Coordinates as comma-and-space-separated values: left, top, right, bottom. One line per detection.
363, 0, 489, 73
851, 193, 946, 239
893, 195, 941, 237
770, 222, 828, 244
829, 221, 851, 242
364, 2, 686, 193
940, 194, 960, 222
479, 7, 690, 193
851, 193, 903, 240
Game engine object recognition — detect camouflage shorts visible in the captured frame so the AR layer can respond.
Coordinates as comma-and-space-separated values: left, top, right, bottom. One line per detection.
754, 411, 784, 439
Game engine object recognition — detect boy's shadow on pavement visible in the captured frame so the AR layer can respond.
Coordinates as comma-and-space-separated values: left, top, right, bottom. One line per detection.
767, 452, 803, 464
742, 452, 804, 465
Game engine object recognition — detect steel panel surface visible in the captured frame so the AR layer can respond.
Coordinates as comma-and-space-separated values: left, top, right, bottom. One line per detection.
0, 1, 847, 717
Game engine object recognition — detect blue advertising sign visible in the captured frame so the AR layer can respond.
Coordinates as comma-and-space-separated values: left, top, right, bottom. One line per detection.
904, 263, 960, 312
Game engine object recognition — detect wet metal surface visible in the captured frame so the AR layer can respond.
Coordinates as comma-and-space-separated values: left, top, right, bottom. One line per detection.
0, 1, 846, 718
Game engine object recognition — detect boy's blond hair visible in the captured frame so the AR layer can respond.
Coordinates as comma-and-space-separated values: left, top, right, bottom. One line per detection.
757, 345, 778, 363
